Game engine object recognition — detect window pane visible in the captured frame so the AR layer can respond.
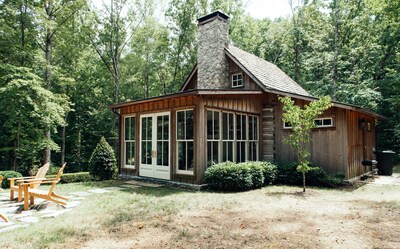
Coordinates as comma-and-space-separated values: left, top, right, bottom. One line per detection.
236, 115, 242, 140
236, 141, 246, 162
157, 141, 162, 165
323, 119, 332, 126
125, 142, 131, 165
164, 116, 169, 140
178, 142, 186, 170
214, 112, 220, 139
177, 111, 184, 140
254, 117, 258, 140
187, 141, 194, 171
242, 116, 246, 140
125, 118, 130, 140
249, 116, 254, 140
223, 141, 233, 162
163, 141, 168, 166
207, 111, 213, 139
207, 141, 219, 166
186, 110, 194, 140
131, 117, 135, 140
229, 113, 234, 139
249, 141, 258, 161
314, 119, 322, 126
157, 116, 163, 140
222, 113, 228, 140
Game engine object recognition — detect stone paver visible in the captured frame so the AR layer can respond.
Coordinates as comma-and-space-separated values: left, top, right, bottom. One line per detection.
88, 188, 112, 194
124, 180, 162, 188
0, 186, 124, 234
370, 173, 400, 185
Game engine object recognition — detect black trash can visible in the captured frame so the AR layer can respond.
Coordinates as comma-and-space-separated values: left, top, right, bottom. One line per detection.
376, 151, 396, 176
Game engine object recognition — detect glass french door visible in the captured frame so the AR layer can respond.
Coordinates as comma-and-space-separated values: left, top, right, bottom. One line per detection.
140, 112, 170, 180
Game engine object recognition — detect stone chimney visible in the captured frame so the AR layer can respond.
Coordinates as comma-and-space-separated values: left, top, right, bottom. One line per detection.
197, 11, 230, 89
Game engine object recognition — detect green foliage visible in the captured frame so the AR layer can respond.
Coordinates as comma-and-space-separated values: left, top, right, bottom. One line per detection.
279, 96, 332, 191
275, 162, 345, 187
89, 137, 117, 181
0, 171, 23, 189
204, 161, 278, 191
204, 161, 253, 191
47, 172, 92, 184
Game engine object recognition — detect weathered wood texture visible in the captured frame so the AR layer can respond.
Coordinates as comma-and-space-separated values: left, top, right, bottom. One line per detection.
196, 94, 263, 183
346, 110, 376, 179
227, 57, 263, 91
119, 95, 198, 184
274, 99, 349, 176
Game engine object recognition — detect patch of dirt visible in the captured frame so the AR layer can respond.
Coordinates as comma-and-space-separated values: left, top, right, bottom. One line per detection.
72, 176, 400, 249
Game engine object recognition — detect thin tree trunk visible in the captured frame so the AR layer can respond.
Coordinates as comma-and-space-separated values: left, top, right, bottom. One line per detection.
61, 118, 67, 165
332, 0, 340, 100
13, 123, 20, 171
43, 2, 53, 164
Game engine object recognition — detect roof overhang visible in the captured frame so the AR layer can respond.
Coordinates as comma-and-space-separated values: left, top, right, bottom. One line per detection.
109, 90, 263, 110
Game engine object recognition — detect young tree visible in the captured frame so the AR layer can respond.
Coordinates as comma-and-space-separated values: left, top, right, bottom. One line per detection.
279, 96, 332, 192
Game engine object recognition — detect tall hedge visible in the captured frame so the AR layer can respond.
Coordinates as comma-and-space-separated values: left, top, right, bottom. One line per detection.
89, 137, 117, 180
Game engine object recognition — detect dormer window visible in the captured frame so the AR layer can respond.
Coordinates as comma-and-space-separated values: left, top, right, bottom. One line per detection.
232, 73, 243, 88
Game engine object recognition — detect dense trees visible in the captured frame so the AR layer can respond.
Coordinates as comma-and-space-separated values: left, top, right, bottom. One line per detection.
0, 0, 399, 172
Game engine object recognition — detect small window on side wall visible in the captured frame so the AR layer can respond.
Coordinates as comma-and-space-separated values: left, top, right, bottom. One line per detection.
232, 73, 243, 88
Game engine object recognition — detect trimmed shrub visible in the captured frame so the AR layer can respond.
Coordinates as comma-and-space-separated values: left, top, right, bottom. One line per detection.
0, 171, 23, 189
89, 137, 118, 180
47, 172, 92, 184
204, 161, 278, 191
258, 162, 278, 185
242, 162, 264, 188
204, 161, 253, 191
275, 161, 345, 187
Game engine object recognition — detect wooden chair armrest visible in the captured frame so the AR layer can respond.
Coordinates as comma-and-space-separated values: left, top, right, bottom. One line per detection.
8, 176, 35, 181
21, 179, 57, 186
16, 177, 47, 183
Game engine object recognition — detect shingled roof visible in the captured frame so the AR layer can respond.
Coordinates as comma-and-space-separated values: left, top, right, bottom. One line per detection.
225, 45, 310, 97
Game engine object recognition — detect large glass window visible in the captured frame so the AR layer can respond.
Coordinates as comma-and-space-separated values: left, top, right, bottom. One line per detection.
177, 109, 194, 173
207, 110, 220, 166
236, 114, 247, 163
248, 115, 259, 161
222, 112, 234, 162
207, 110, 259, 166
124, 116, 136, 168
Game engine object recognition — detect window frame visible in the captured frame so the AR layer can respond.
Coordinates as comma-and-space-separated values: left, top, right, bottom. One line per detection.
206, 109, 259, 166
176, 109, 195, 175
283, 117, 334, 129
123, 115, 136, 169
231, 73, 244, 88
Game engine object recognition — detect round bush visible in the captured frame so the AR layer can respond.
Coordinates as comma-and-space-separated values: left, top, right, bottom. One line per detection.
240, 162, 264, 188
89, 137, 117, 180
204, 161, 253, 191
0, 171, 23, 189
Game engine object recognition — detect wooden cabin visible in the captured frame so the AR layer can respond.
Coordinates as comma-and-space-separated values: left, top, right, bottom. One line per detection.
110, 11, 381, 184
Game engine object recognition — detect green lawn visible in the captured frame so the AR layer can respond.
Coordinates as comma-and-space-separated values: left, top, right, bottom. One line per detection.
1, 179, 400, 248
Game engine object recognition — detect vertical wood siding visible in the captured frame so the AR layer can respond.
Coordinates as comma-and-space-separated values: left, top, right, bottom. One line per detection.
346, 110, 376, 179
119, 95, 198, 184
275, 99, 349, 177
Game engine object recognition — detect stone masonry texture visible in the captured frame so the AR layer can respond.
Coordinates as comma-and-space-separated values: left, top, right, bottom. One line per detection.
197, 17, 229, 89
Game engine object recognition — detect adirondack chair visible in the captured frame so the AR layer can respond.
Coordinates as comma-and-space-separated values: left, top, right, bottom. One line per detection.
8, 162, 50, 202
0, 175, 9, 222
22, 163, 68, 211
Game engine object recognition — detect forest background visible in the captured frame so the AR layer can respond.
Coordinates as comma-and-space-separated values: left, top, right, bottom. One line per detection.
0, 0, 398, 174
